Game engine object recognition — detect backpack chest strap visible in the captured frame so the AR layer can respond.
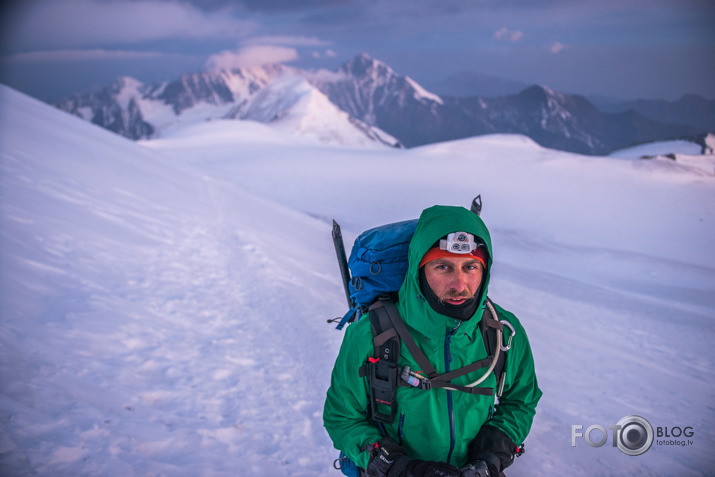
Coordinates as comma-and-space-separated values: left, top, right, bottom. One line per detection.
400, 378, 495, 396
370, 299, 500, 388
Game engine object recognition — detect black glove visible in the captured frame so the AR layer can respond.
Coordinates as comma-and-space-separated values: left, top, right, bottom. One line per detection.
404, 459, 462, 477
366, 437, 461, 477
458, 460, 491, 477
465, 425, 517, 476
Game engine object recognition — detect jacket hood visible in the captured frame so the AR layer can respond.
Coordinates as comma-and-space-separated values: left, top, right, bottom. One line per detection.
397, 205, 493, 338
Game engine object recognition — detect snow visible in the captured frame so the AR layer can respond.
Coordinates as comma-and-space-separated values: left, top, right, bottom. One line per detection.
706, 133, 715, 153
114, 77, 145, 110
405, 76, 444, 105
153, 101, 238, 135
609, 139, 715, 176
609, 140, 705, 158
238, 75, 399, 148
1, 84, 714, 476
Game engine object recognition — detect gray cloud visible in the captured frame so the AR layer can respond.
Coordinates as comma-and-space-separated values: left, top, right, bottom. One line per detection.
3, 49, 185, 63
2, 0, 255, 52
180, 0, 355, 13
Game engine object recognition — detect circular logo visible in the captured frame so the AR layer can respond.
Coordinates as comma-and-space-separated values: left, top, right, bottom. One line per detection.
615, 415, 654, 456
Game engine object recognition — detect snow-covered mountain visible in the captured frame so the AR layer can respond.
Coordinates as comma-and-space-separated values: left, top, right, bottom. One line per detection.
312, 57, 699, 154
472, 84, 699, 156
55, 64, 400, 148
54, 53, 707, 154
308, 53, 445, 138
229, 74, 401, 148
54, 76, 156, 139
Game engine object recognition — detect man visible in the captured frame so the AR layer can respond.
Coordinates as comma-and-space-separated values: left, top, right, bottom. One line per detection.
324, 205, 542, 476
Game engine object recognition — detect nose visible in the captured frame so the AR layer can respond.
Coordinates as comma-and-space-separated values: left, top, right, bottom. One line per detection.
449, 269, 469, 292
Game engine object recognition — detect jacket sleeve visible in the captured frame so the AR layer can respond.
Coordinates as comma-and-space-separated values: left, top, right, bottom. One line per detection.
488, 305, 542, 447
323, 320, 384, 470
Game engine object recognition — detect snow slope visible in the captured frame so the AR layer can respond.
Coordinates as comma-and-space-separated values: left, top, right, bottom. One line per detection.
0, 86, 341, 476
609, 139, 715, 177
2, 84, 715, 476
609, 139, 704, 158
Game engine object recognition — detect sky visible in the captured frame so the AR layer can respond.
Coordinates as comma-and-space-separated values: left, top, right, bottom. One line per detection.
0, 0, 714, 102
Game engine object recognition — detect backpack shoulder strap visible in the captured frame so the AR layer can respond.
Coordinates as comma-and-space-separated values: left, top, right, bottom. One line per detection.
361, 298, 402, 423
371, 299, 439, 379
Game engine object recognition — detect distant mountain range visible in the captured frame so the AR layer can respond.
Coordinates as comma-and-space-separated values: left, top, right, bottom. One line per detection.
593, 94, 715, 133
427, 70, 530, 98
54, 53, 712, 155
55, 63, 401, 149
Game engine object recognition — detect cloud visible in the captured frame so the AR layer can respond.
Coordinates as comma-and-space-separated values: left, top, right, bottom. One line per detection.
205, 45, 299, 70
311, 49, 338, 59
4, 0, 255, 51
244, 36, 330, 47
240, 35, 333, 62
550, 41, 567, 54
2, 49, 188, 63
494, 27, 524, 42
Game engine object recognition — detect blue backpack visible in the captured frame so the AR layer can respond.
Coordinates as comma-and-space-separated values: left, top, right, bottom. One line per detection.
330, 219, 417, 330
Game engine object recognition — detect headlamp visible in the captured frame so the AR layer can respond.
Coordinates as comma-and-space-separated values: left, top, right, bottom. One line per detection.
439, 231, 480, 254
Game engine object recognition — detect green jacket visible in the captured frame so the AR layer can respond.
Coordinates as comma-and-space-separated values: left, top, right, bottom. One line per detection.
323, 205, 542, 469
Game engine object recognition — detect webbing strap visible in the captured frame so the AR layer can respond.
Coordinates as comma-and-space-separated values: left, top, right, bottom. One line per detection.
371, 300, 439, 379
373, 328, 397, 348
430, 382, 495, 395
396, 372, 495, 395
433, 357, 493, 383
481, 313, 503, 332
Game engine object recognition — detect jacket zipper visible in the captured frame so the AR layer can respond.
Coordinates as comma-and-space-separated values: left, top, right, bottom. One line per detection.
398, 413, 405, 443
445, 323, 460, 464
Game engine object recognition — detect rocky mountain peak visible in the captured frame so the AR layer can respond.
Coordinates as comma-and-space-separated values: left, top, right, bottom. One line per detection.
339, 53, 393, 80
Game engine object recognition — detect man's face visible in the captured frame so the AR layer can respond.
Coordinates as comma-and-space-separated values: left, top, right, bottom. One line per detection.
423, 256, 484, 305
